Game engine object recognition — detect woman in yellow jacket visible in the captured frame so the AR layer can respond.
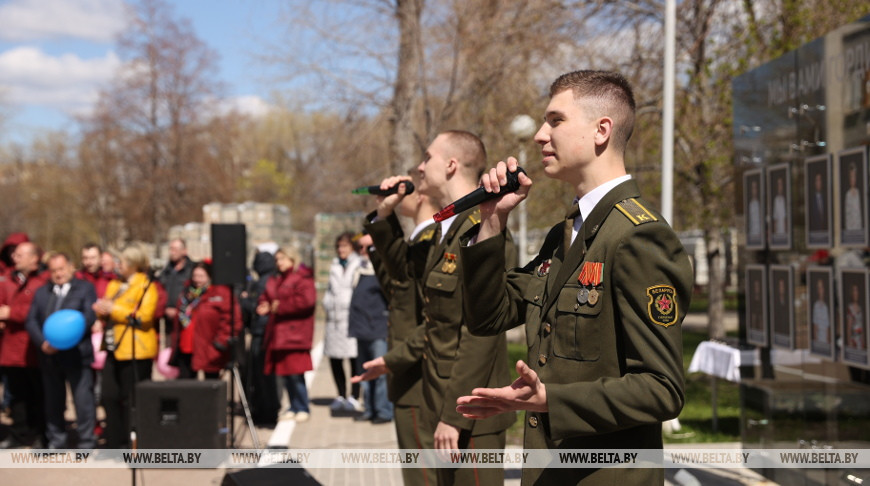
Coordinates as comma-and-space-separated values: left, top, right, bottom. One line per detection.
92, 245, 159, 449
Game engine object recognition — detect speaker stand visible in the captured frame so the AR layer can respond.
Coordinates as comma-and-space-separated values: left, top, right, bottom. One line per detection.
227, 287, 260, 449
230, 362, 260, 449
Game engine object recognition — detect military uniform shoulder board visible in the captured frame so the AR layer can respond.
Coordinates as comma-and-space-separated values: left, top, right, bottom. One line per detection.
615, 198, 659, 226
467, 210, 481, 225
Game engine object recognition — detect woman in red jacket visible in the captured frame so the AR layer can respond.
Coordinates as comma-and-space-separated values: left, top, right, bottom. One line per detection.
172, 261, 240, 379
258, 246, 315, 422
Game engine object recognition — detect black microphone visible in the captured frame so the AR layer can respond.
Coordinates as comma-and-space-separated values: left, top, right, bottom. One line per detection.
433, 167, 526, 222
351, 180, 415, 196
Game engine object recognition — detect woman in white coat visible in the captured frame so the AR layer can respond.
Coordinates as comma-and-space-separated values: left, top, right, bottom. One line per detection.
322, 232, 363, 412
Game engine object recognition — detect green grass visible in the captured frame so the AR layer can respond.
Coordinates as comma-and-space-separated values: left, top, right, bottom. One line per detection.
502, 329, 741, 446
688, 289, 740, 313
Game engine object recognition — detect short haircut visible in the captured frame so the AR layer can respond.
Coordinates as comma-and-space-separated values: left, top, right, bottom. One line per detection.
170, 238, 187, 249
49, 252, 72, 264
441, 130, 487, 181
549, 70, 636, 153
121, 246, 150, 273
17, 241, 39, 258
82, 242, 102, 253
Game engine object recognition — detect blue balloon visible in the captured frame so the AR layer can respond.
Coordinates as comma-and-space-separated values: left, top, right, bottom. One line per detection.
43, 309, 86, 351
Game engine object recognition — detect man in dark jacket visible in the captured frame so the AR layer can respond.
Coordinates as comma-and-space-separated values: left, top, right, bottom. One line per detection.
26, 252, 98, 449
0, 241, 49, 448
158, 238, 194, 321
348, 234, 392, 424
240, 250, 280, 425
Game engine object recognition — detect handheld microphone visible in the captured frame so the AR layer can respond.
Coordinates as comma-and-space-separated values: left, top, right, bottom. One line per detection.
433, 167, 526, 222
351, 180, 415, 196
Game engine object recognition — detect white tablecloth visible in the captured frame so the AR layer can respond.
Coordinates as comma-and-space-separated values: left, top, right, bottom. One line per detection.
687, 341, 757, 382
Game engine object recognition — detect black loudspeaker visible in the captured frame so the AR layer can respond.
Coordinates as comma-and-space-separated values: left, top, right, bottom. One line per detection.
221, 466, 322, 486
212, 223, 247, 285
136, 379, 227, 449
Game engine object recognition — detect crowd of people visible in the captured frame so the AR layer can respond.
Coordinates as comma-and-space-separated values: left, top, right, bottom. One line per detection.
0, 234, 336, 449
0, 70, 694, 486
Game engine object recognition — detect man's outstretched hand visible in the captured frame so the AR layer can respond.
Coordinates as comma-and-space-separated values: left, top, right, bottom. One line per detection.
455, 360, 548, 419
351, 356, 389, 383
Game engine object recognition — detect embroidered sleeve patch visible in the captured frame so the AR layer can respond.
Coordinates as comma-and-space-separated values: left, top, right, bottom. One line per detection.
616, 198, 658, 226
646, 285, 678, 327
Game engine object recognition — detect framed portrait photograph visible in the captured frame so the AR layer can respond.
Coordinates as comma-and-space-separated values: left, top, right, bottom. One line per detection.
744, 168, 765, 250
807, 267, 834, 360
769, 265, 794, 350
766, 163, 792, 250
840, 268, 869, 368
804, 154, 832, 249
838, 146, 868, 248
746, 264, 768, 346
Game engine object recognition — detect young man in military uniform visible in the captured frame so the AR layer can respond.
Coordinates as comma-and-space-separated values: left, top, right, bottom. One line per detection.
364, 173, 440, 486
454, 71, 694, 485
355, 130, 517, 486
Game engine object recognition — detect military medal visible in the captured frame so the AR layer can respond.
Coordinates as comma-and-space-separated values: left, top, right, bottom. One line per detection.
588, 288, 599, 306
578, 261, 604, 305
441, 252, 457, 274
577, 288, 589, 304
537, 260, 551, 277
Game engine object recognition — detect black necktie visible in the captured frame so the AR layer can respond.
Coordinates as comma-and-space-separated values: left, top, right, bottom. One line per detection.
564, 202, 581, 251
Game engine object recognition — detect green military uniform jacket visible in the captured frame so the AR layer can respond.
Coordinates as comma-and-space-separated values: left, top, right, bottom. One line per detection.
367, 208, 517, 436
460, 180, 694, 485
367, 220, 437, 406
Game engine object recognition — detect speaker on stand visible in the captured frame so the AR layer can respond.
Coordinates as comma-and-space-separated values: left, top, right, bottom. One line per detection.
211, 223, 259, 449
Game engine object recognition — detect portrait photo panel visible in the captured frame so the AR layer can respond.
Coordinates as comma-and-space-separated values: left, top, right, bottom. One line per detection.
769, 265, 794, 350
838, 146, 868, 248
807, 267, 834, 360
840, 268, 869, 368
804, 154, 832, 249
744, 168, 765, 250
746, 264, 768, 347
766, 164, 792, 250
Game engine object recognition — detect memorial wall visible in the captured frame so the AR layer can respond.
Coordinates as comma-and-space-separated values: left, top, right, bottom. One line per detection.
734, 14, 870, 485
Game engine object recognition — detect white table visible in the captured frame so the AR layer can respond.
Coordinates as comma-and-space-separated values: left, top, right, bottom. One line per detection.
688, 341, 759, 432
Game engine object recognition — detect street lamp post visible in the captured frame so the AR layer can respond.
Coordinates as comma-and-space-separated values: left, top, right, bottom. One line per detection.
510, 114, 537, 265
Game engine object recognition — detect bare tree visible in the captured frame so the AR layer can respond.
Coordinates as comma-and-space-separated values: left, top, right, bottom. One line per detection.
390, 0, 425, 175
82, 0, 227, 248
267, 0, 595, 219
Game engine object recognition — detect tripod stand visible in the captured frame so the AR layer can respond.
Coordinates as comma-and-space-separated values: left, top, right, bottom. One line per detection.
226, 284, 260, 449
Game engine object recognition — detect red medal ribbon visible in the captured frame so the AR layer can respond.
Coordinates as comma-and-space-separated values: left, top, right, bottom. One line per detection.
578, 262, 604, 286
